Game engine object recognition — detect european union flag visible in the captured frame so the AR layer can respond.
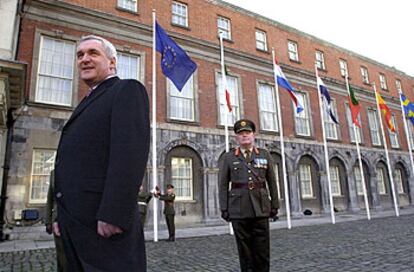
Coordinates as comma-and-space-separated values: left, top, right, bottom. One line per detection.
156, 21, 197, 91
400, 93, 414, 126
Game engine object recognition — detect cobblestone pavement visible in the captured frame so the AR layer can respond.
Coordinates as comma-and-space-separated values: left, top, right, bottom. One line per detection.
1, 214, 414, 272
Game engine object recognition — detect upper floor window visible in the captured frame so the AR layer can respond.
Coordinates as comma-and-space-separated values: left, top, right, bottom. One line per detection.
171, 157, 193, 200
36, 36, 75, 106
168, 75, 195, 121
379, 73, 388, 90
117, 0, 137, 12
217, 16, 231, 40
288, 41, 299, 62
389, 115, 399, 148
395, 79, 402, 92
295, 92, 311, 136
29, 149, 56, 203
339, 59, 348, 77
217, 73, 240, 125
324, 100, 338, 140
172, 1, 188, 27
315, 50, 325, 70
117, 52, 141, 80
367, 109, 381, 146
258, 83, 278, 131
345, 103, 362, 144
255, 30, 267, 51
360, 66, 369, 84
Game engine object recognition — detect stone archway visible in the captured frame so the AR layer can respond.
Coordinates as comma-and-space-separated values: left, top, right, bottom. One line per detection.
297, 155, 321, 214
330, 157, 349, 212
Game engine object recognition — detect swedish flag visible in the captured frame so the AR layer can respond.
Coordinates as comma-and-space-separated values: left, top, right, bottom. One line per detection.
400, 93, 414, 126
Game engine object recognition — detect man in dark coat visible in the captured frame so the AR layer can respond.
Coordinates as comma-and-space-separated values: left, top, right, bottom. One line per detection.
155, 184, 176, 242
54, 35, 150, 271
219, 119, 279, 272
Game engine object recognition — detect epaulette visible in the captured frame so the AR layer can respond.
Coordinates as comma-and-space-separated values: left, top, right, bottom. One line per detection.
234, 147, 240, 156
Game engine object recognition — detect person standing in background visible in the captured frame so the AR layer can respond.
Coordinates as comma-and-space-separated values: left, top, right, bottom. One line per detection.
155, 184, 176, 242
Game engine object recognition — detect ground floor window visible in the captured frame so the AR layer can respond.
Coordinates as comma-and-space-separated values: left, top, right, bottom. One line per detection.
171, 157, 193, 200
29, 149, 56, 203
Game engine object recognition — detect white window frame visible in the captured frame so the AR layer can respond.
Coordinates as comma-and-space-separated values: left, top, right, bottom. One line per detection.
117, 0, 137, 12
172, 1, 188, 27
217, 72, 240, 126
354, 166, 364, 196
339, 59, 348, 77
117, 52, 141, 80
379, 73, 388, 90
324, 99, 338, 140
299, 164, 313, 198
288, 41, 299, 62
330, 166, 342, 196
255, 29, 267, 51
395, 168, 404, 194
409, 121, 414, 150
171, 157, 193, 201
217, 16, 231, 40
376, 167, 387, 195
389, 115, 399, 148
258, 83, 278, 132
36, 36, 75, 106
315, 50, 325, 70
29, 149, 56, 204
368, 109, 381, 146
345, 103, 362, 143
395, 79, 402, 92
168, 75, 195, 121
295, 92, 311, 136
274, 164, 283, 200
361, 67, 369, 84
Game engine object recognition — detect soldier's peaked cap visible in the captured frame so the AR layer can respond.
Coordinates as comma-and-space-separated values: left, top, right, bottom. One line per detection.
166, 184, 174, 189
234, 119, 256, 134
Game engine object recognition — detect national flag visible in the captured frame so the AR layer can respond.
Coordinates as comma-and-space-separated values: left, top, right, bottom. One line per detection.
376, 91, 395, 132
317, 76, 338, 124
348, 85, 361, 127
155, 21, 197, 91
273, 59, 303, 113
222, 63, 232, 112
400, 93, 414, 126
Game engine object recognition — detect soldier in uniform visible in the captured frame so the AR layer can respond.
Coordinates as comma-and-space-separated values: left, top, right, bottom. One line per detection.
155, 184, 176, 242
219, 119, 279, 272
45, 170, 67, 272
138, 185, 153, 227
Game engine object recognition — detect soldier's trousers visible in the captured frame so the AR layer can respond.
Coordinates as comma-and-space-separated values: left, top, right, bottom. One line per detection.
232, 218, 270, 272
165, 214, 175, 239
139, 213, 146, 228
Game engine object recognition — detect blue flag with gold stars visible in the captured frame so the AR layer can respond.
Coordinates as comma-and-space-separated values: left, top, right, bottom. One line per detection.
400, 93, 414, 126
156, 21, 197, 91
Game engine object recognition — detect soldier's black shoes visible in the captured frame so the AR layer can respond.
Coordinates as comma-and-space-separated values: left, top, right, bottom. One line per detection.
167, 237, 175, 242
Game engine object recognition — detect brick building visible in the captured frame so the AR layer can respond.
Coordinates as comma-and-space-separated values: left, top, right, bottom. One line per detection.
3, 0, 414, 229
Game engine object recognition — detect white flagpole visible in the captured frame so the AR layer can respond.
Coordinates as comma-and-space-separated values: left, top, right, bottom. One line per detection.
152, 10, 159, 242
374, 83, 399, 217
345, 75, 370, 220
398, 90, 414, 178
315, 66, 335, 224
272, 49, 291, 229
219, 33, 233, 235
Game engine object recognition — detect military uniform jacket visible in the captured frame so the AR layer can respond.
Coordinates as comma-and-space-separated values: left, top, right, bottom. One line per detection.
159, 193, 176, 215
219, 147, 279, 219
138, 192, 153, 215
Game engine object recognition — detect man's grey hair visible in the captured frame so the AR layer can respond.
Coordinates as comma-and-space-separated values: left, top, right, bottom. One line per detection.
79, 35, 117, 62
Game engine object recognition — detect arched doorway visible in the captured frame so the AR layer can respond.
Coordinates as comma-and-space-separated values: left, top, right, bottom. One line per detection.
376, 161, 393, 209
353, 160, 372, 209
395, 162, 411, 206
297, 155, 321, 214
329, 157, 349, 212
165, 145, 204, 226
271, 152, 287, 215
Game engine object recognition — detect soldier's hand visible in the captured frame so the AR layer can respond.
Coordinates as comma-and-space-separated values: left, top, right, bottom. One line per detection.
221, 210, 230, 222
45, 224, 52, 235
52, 222, 61, 237
270, 208, 278, 218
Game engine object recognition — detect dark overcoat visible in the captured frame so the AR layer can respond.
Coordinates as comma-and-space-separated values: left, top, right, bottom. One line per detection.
55, 77, 150, 271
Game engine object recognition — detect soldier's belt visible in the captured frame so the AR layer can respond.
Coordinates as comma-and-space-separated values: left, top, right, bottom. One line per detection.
138, 202, 147, 206
232, 181, 265, 190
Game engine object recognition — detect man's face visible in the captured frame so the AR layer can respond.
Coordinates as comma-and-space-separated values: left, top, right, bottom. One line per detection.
235, 130, 255, 148
76, 39, 116, 87
167, 188, 174, 194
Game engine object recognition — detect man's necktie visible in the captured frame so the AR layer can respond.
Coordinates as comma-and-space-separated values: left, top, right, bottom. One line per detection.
245, 150, 251, 162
